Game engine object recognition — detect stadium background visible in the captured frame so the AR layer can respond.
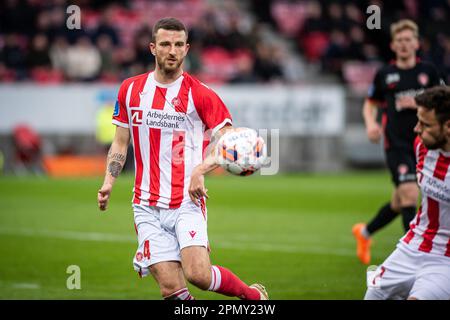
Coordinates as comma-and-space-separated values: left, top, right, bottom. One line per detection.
0, 0, 449, 299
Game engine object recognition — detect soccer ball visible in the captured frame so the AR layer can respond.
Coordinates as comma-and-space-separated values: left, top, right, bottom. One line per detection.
215, 127, 267, 176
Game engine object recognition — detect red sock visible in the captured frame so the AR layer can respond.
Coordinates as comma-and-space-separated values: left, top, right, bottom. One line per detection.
208, 265, 260, 300
164, 287, 195, 300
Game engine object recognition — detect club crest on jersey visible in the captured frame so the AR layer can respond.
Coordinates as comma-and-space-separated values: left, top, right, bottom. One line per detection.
113, 100, 120, 116
386, 73, 400, 85
131, 109, 143, 125
171, 97, 181, 108
418, 73, 429, 86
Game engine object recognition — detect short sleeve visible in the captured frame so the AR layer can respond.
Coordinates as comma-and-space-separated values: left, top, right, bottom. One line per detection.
367, 69, 385, 103
112, 81, 130, 128
414, 135, 428, 163
192, 83, 232, 135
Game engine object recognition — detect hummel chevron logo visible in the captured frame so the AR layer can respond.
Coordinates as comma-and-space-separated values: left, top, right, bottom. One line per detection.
189, 231, 196, 239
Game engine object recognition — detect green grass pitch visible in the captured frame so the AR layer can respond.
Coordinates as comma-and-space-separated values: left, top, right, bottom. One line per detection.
0, 172, 404, 299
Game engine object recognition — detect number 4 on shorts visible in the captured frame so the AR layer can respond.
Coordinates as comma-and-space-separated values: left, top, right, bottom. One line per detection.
144, 240, 150, 259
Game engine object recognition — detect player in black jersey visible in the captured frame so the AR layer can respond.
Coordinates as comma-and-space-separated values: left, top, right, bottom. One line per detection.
352, 20, 444, 264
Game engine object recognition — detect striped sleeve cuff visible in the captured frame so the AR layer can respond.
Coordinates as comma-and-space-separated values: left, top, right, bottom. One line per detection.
112, 119, 129, 128
211, 118, 232, 136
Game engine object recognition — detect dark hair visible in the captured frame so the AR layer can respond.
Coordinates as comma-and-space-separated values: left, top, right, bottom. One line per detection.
415, 86, 450, 125
151, 17, 188, 42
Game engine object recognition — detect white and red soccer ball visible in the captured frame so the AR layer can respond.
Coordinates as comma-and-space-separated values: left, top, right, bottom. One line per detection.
215, 127, 267, 176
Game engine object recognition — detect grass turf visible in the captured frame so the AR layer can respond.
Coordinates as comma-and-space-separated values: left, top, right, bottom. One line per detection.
0, 172, 403, 299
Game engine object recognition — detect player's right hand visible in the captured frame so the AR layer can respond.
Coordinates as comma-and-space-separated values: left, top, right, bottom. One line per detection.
98, 183, 112, 211
366, 123, 382, 143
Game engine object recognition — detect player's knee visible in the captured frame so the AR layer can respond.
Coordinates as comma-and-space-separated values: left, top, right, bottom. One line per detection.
184, 267, 210, 290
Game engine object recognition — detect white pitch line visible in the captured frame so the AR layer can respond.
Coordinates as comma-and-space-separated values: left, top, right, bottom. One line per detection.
0, 227, 355, 257
11, 283, 40, 290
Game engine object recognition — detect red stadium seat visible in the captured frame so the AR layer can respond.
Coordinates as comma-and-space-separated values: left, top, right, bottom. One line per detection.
30, 68, 64, 83
200, 47, 235, 83
300, 32, 330, 62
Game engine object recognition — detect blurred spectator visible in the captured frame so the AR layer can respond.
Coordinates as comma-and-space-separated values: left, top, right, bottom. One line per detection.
65, 36, 101, 81
301, 0, 327, 34
322, 29, 349, 75
49, 35, 69, 73
253, 42, 283, 82
229, 54, 257, 83
346, 26, 366, 61
327, 2, 349, 32
1, 33, 27, 79
0, 0, 36, 35
133, 27, 154, 70
12, 124, 44, 175
94, 7, 120, 46
96, 34, 118, 81
344, 3, 364, 26
27, 34, 51, 69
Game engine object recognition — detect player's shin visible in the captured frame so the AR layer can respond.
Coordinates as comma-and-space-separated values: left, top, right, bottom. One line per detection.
366, 202, 399, 236
208, 265, 261, 300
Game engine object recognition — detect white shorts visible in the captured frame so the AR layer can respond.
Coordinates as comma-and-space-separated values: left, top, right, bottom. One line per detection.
132, 200, 208, 277
365, 243, 450, 300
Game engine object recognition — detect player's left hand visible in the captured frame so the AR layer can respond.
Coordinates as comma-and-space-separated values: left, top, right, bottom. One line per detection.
189, 166, 209, 206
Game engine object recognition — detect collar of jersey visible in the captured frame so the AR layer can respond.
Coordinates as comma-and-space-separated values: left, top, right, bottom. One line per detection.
151, 71, 184, 88
438, 149, 450, 158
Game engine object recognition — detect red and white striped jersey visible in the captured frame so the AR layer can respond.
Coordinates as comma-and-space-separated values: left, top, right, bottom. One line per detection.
112, 71, 232, 208
401, 136, 450, 257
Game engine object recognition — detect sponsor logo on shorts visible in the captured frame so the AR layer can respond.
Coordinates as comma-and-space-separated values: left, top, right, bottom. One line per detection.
367, 265, 385, 288
136, 252, 143, 262
398, 164, 409, 175
189, 231, 197, 239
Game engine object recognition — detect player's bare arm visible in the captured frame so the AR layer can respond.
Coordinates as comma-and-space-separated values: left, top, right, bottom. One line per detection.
189, 125, 233, 205
362, 99, 382, 143
98, 126, 130, 211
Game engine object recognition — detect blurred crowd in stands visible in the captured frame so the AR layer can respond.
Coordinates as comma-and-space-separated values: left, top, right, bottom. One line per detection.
264, 0, 450, 90
0, 0, 449, 88
0, 0, 284, 84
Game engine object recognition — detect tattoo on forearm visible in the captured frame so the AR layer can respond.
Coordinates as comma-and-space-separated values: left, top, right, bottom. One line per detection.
108, 161, 123, 178
108, 151, 126, 163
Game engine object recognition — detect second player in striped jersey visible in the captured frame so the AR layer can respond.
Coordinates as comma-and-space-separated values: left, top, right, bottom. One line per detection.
365, 86, 450, 300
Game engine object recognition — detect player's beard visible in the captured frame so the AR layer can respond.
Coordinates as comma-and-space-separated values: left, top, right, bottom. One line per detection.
422, 129, 447, 150
156, 55, 183, 76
